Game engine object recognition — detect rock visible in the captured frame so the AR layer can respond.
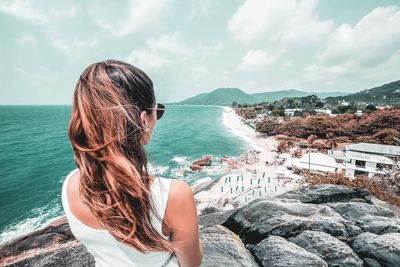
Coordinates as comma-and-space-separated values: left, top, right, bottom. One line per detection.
288, 230, 363, 267
328, 202, 400, 234
251, 235, 327, 267
199, 225, 258, 267
199, 210, 237, 227
223, 198, 361, 244
279, 184, 372, 204
0, 219, 74, 259
200, 205, 222, 215
352, 232, 400, 266
4, 242, 94, 267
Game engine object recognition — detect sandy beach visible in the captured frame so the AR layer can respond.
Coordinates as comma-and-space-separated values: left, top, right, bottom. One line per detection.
194, 106, 299, 214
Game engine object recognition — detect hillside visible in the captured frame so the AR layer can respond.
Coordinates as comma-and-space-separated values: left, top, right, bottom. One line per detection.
175, 88, 347, 106
176, 88, 257, 105
326, 80, 400, 105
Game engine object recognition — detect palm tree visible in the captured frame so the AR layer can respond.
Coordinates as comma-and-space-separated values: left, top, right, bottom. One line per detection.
324, 132, 338, 152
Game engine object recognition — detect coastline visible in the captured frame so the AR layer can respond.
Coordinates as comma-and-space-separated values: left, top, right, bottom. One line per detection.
0, 105, 280, 246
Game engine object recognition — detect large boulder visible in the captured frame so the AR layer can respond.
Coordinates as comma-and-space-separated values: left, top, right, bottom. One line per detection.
199, 225, 258, 267
328, 202, 400, 234
0, 218, 74, 259
352, 232, 400, 266
4, 241, 94, 267
289, 230, 363, 267
279, 184, 372, 204
251, 235, 328, 267
222, 198, 361, 244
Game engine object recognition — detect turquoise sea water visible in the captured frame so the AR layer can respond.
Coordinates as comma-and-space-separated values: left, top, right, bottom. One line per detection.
0, 105, 251, 243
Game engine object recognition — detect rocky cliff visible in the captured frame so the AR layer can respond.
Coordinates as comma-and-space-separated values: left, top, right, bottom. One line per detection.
1, 184, 400, 266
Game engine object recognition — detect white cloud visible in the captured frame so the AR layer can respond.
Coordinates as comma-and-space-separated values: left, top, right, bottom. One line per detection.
127, 49, 170, 70
0, 0, 76, 25
16, 33, 38, 46
187, 0, 217, 20
146, 32, 193, 58
317, 6, 400, 65
228, 0, 334, 44
52, 37, 98, 54
301, 5, 400, 88
238, 49, 284, 72
96, 0, 171, 37
197, 41, 223, 52
127, 32, 194, 70
191, 65, 209, 79
0, 0, 47, 24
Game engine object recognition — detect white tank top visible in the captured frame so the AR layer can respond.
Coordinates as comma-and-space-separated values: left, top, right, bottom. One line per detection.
61, 168, 180, 267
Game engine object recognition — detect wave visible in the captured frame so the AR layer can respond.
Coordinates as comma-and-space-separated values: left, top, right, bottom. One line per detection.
0, 199, 63, 244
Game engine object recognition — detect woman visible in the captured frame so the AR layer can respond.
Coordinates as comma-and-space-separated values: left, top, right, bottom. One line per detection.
63, 60, 203, 266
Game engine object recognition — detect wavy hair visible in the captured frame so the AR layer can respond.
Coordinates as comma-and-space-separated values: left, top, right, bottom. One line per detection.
67, 59, 174, 253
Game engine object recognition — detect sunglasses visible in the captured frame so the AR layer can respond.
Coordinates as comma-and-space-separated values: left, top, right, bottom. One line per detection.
147, 103, 165, 120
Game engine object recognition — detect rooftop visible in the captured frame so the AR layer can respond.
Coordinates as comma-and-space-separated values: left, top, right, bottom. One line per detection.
346, 143, 400, 157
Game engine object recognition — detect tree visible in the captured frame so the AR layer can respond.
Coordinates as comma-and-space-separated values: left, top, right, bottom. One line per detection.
365, 104, 377, 112
255, 118, 278, 136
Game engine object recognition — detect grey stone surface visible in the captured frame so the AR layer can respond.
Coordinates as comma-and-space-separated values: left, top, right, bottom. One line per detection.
328, 202, 400, 234
251, 235, 328, 267
199, 225, 258, 267
352, 232, 400, 266
289, 230, 363, 267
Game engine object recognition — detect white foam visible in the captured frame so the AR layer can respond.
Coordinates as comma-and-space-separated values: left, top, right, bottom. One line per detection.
171, 156, 188, 164
0, 201, 62, 244
222, 107, 262, 150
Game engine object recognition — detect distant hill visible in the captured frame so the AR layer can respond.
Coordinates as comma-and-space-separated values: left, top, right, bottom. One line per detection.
326, 80, 400, 106
174, 88, 347, 106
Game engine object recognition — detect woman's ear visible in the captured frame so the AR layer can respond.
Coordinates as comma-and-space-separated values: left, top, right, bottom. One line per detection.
140, 110, 149, 127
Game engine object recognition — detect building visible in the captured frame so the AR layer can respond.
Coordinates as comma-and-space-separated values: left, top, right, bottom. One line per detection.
315, 108, 332, 116
285, 152, 344, 174
284, 108, 303, 116
343, 151, 395, 178
345, 143, 400, 159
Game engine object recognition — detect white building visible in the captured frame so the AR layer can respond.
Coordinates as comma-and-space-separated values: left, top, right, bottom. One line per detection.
284, 108, 303, 116
315, 108, 332, 116
345, 143, 400, 159
285, 152, 344, 174
343, 151, 394, 178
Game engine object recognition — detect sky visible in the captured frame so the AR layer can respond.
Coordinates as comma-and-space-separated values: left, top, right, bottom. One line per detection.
1, 0, 400, 105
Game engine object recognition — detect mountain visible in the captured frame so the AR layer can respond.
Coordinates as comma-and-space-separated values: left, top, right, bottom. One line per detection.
326, 80, 400, 106
174, 88, 347, 106
176, 88, 257, 105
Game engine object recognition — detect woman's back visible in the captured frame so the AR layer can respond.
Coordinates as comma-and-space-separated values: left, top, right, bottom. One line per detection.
62, 168, 180, 267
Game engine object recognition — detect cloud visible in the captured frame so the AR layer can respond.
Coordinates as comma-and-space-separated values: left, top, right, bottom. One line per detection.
301, 5, 400, 87
127, 32, 193, 71
191, 65, 209, 79
146, 32, 193, 58
127, 49, 170, 70
238, 49, 284, 72
187, 0, 217, 20
16, 33, 38, 46
96, 0, 171, 37
197, 41, 223, 52
0, 0, 47, 24
0, 0, 76, 25
228, 0, 334, 45
52, 37, 98, 54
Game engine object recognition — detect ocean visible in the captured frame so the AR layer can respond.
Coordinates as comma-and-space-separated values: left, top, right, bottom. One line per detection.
0, 104, 252, 243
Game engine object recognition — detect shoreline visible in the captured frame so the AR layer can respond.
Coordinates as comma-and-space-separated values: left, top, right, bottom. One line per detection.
0, 105, 280, 245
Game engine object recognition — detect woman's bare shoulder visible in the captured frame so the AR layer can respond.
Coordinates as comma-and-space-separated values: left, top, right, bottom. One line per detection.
164, 179, 196, 221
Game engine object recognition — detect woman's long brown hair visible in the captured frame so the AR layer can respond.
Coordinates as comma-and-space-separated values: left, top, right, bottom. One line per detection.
67, 59, 174, 253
